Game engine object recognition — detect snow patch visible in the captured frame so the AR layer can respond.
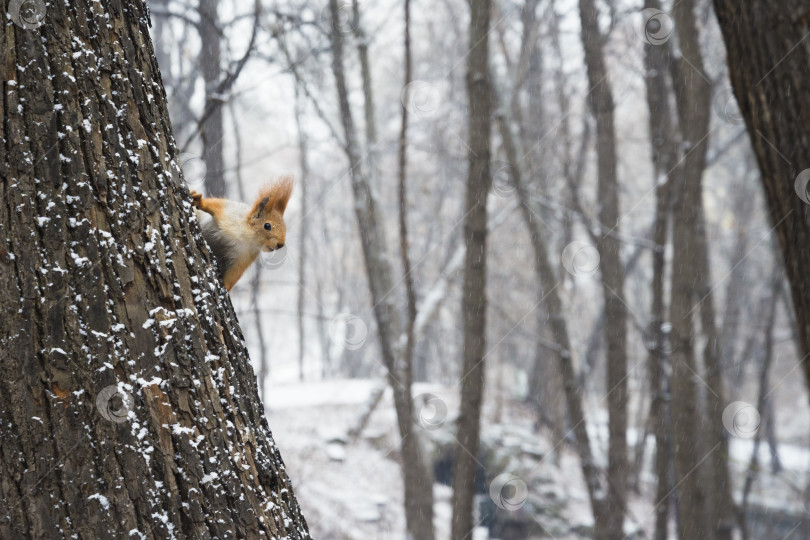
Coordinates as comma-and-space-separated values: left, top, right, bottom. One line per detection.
88, 493, 110, 510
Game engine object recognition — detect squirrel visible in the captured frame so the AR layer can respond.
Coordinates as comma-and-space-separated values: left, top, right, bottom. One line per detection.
190, 176, 293, 291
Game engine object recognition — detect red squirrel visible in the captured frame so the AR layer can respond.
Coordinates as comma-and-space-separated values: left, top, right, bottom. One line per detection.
190, 176, 293, 290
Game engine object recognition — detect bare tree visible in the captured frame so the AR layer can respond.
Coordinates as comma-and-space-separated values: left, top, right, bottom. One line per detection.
495, 83, 609, 540
199, 0, 226, 196
496, 0, 567, 464
641, 2, 679, 535
398, 0, 417, 423
578, 0, 628, 536
327, 1, 435, 537
740, 268, 782, 537
351, 0, 380, 190
450, 0, 493, 537
666, 0, 717, 536
295, 86, 310, 381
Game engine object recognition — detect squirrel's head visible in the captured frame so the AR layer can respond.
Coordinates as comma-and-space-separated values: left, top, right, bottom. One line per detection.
247, 176, 293, 252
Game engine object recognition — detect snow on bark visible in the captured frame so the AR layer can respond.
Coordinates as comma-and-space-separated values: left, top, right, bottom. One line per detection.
0, 1, 309, 537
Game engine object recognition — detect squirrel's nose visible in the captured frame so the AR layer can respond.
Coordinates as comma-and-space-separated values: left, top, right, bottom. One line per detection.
277, 242, 284, 249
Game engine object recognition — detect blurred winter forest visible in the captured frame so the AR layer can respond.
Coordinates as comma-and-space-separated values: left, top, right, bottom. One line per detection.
148, 0, 810, 537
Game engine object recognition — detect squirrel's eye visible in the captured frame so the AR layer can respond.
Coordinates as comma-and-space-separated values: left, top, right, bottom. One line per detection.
264, 223, 272, 231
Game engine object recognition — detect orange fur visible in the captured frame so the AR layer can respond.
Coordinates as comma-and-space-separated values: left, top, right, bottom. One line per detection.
192, 193, 226, 221
223, 255, 257, 290
190, 178, 294, 291
249, 175, 294, 219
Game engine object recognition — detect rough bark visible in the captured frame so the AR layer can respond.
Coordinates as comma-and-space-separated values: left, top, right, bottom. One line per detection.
327, 1, 435, 538
578, 0, 628, 536
713, 0, 810, 393
450, 0, 493, 537
0, 1, 309, 538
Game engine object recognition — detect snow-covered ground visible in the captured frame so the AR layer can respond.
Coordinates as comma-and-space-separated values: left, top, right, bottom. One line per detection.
266, 379, 414, 539
260, 376, 810, 539
265, 377, 631, 538
231, 280, 810, 538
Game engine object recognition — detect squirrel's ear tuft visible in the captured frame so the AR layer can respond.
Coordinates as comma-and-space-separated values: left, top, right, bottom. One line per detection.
267, 175, 294, 215
251, 176, 294, 219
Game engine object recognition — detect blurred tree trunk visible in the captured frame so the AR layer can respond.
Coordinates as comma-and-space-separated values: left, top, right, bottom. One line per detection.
397, 0, 418, 443
327, 1, 435, 538
229, 100, 269, 397
199, 0, 226, 196
450, 0, 493, 537
494, 0, 605, 516
740, 269, 781, 538
295, 87, 309, 381
501, 0, 566, 461
148, 0, 196, 143
578, 0, 628, 536
677, 10, 735, 529
495, 82, 608, 538
713, 0, 810, 393
692, 204, 735, 540
720, 178, 756, 385
0, 1, 308, 537
151, 0, 172, 83
351, 0, 380, 190
667, 1, 713, 537
669, 2, 735, 538
641, 1, 678, 534
150, 8, 198, 145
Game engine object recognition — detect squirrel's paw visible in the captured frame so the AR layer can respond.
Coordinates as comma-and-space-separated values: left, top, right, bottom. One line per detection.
190, 190, 203, 208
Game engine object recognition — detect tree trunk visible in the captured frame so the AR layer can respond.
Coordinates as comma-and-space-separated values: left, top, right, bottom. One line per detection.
506, 0, 566, 464
294, 86, 309, 382
720, 177, 756, 387
397, 0, 418, 445
693, 201, 735, 540
667, 0, 714, 536
199, 0, 226, 197
0, 1, 309, 538
670, 2, 735, 538
326, 1, 435, 537
713, 0, 810, 393
351, 0, 380, 191
495, 82, 607, 536
150, 0, 173, 84
450, 0, 493, 537
740, 270, 781, 538
641, 1, 678, 533
578, 0, 628, 536
640, 3, 737, 537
